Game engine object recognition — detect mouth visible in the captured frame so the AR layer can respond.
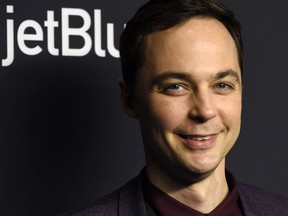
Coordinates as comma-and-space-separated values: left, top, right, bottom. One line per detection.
177, 133, 219, 150
179, 134, 216, 141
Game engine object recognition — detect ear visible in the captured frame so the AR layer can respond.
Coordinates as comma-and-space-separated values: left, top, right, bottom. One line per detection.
118, 79, 138, 119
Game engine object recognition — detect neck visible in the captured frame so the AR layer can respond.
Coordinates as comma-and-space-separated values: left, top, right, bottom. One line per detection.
146, 161, 229, 214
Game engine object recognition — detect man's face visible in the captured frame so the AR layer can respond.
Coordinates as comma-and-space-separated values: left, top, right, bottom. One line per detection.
122, 17, 242, 181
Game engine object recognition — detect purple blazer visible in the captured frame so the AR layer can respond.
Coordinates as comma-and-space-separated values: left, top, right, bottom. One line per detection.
61, 174, 288, 216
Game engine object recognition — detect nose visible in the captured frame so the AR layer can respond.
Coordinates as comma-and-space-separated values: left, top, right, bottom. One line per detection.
188, 90, 217, 123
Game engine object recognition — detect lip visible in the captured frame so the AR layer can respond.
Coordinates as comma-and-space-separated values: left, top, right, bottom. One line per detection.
177, 133, 218, 150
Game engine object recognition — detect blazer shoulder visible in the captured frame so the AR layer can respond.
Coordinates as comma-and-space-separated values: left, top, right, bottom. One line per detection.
58, 176, 143, 216
59, 189, 120, 216
238, 183, 288, 215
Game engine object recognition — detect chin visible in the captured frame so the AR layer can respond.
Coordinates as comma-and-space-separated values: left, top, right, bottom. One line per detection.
180, 157, 223, 179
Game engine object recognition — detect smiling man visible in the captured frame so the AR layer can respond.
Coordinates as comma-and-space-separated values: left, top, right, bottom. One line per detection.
122, 17, 243, 214
63, 0, 288, 215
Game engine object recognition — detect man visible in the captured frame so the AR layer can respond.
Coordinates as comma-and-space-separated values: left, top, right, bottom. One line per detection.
63, 0, 288, 215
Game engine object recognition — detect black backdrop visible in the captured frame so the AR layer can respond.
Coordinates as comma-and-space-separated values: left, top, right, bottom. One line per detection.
0, 0, 288, 215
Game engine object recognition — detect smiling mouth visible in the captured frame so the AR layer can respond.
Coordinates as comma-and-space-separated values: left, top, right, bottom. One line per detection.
177, 133, 218, 150
179, 134, 216, 141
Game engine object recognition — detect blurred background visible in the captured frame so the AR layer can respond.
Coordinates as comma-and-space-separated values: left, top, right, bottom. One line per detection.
0, 0, 287, 215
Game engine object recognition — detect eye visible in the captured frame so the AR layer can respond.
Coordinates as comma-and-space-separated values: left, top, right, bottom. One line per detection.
162, 83, 190, 96
216, 83, 230, 89
166, 84, 182, 91
214, 82, 235, 94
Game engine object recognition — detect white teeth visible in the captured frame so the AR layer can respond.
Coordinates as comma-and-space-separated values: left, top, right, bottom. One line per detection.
192, 136, 209, 141
186, 135, 212, 141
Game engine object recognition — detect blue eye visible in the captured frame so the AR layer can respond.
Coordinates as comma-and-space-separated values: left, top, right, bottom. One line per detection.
216, 83, 231, 89
167, 84, 181, 90
161, 83, 190, 96
213, 82, 236, 95
217, 83, 227, 88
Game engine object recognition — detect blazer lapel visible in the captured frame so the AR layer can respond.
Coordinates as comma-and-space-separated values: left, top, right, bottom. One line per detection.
118, 174, 148, 216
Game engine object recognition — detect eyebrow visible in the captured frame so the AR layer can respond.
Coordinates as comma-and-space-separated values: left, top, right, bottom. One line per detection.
214, 70, 241, 84
150, 69, 241, 86
150, 71, 192, 86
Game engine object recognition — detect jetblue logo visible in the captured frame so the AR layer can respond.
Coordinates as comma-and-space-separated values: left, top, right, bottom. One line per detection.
2, 5, 124, 67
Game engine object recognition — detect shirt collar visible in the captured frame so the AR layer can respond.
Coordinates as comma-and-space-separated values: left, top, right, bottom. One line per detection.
142, 169, 243, 216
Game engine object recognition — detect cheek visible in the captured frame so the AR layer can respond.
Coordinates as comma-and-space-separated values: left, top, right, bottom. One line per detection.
147, 96, 187, 129
219, 97, 242, 128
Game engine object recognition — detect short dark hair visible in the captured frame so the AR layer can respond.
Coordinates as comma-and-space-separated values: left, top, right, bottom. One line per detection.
120, 0, 243, 90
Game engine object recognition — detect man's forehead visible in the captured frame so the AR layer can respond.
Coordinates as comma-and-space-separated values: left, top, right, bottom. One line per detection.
136, 17, 241, 85
143, 17, 237, 64
144, 19, 236, 57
